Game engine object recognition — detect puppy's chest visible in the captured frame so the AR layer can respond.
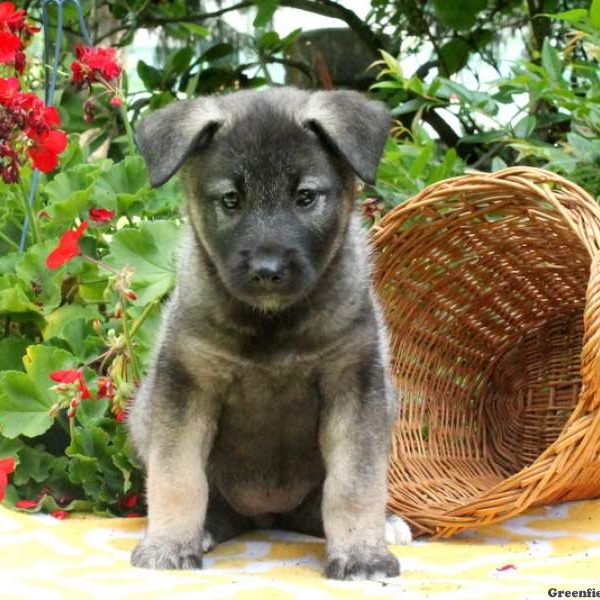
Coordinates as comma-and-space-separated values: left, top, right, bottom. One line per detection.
210, 367, 324, 515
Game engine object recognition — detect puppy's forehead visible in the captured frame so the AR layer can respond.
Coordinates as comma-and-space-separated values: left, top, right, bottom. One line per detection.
218, 87, 311, 125
218, 93, 313, 152
204, 92, 334, 181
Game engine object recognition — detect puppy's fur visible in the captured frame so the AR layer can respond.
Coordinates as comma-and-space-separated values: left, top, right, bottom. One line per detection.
129, 87, 407, 580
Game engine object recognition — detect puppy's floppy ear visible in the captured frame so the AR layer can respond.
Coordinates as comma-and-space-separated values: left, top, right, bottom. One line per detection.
135, 97, 224, 187
302, 90, 391, 185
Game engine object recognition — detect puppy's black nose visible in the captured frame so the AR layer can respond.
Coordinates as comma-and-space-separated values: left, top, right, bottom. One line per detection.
249, 255, 285, 287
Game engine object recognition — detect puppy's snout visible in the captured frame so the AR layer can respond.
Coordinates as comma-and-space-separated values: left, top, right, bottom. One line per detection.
249, 254, 286, 288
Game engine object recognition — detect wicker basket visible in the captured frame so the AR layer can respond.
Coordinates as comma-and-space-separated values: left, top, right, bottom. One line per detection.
373, 167, 600, 537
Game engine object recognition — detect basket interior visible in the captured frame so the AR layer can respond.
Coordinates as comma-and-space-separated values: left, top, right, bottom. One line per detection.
376, 184, 591, 530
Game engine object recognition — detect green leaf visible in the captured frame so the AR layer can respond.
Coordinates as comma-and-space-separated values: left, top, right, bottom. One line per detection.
591, 0, 600, 28
167, 47, 194, 75
0, 274, 42, 316
181, 23, 209, 37
439, 38, 471, 75
39, 495, 93, 513
67, 426, 128, 498
200, 43, 234, 62
96, 156, 149, 195
93, 156, 151, 215
544, 8, 588, 25
112, 453, 132, 493
0, 338, 30, 371
0, 345, 76, 438
42, 304, 102, 341
137, 61, 163, 90
44, 163, 109, 223
433, 0, 487, 30
258, 31, 281, 52
76, 397, 109, 427
391, 98, 426, 116
254, 0, 279, 28
513, 114, 537, 138
12, 445, 54, 485
15, 241, 64, 313
104, 221, 180, 305
541, 39, 562, 82
0, 435, 23, 459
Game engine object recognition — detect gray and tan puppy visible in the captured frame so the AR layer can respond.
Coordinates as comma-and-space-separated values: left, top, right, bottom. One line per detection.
129, 87, 411, 580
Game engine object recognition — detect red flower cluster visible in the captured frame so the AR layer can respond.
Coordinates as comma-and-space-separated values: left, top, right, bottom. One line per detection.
71, 44, 122, 88
89, 207, 115, 223
50, 369, 91, 399
46, 221, 88, 268
120, 493, 139, 509
49, 369, 92, 419
0, 456, 16, 502
114, 407, 127, 423
0, 2, 39, 74
0, 76, 67, 182
97, 376, 116, 399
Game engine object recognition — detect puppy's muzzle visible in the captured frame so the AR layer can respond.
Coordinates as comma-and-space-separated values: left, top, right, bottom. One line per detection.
248, 252, 286, 291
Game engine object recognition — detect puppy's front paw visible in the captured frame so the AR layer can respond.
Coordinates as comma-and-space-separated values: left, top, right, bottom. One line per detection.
325, 549, 400, 581
131, 538, 202, 570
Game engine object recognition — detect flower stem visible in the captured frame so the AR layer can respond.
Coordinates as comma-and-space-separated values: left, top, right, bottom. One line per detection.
82, 254, 119, 274
69, 415, 75, 442
130, 300, 157, 337
0, 229, 19, 251
121, 300, 139, 379
119, 104, 137, 156
19, 179, 42, 245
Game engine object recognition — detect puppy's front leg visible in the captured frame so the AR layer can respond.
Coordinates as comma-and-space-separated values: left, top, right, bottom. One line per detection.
319, 360, 399, 581
131, 370, 218, 570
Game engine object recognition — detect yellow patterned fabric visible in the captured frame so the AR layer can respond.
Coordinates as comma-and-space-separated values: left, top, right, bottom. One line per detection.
2, 500, 599, 599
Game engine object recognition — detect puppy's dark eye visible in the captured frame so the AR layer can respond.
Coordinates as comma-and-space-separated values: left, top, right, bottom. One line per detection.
295, 189, 319, 208
221, 191, 239, 211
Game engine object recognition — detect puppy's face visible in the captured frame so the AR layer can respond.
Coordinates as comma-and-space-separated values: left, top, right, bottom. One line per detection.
136, 88, 390, 311
183, 116, 353, 311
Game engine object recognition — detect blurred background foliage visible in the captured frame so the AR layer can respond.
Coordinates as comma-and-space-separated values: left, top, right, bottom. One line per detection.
20, 0, 599, 214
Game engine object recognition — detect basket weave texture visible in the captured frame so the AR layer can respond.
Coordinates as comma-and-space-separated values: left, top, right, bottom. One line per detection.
373, 167, 600, 537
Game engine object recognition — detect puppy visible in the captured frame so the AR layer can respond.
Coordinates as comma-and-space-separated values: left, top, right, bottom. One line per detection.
128, 87, 410, 580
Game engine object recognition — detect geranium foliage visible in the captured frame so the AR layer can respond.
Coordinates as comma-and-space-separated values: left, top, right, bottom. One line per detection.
0, 2, 183, 517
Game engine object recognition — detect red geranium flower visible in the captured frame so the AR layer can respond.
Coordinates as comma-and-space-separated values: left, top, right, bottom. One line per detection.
49, 369, 91, 399
70, 44, 122, 87
0, 2, 39, 37
0, 2, 24, 28
0, 30, 20, 64
114, 407, 127, 423
0, 74, 18, 103
0, 76, 68, 182
51, 510, 68, 520
120, 493, 139, 509
96, 376, 116, 399
27, 129, 68, 172
0, 456, 16, 502
89, 208, 115, 223
46, 221, 88, 269
15, 499, 38, 509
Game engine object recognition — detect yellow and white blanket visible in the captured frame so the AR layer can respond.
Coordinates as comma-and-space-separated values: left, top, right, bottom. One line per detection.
2, 500, 599, 599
